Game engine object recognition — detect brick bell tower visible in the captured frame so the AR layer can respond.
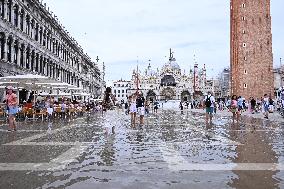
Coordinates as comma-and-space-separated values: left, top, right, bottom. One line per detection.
230, 0, 274, 99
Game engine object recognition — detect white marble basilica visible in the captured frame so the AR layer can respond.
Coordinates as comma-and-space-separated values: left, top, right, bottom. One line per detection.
129, 49, 213, 101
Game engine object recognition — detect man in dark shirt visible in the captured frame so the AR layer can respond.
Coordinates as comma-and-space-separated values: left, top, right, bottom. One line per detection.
136, 93, 145, 125
251, 97, 256, 114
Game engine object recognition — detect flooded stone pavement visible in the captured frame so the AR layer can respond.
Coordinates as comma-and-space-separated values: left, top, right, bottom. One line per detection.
1, 110, 284, 189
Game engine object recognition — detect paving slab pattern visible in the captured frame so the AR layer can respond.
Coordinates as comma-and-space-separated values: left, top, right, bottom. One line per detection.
0, 110, 283, 189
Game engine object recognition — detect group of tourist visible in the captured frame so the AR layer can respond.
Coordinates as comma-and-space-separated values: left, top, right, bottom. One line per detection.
3, 84, 284, 131
1, 86, 104, 132
102, 87, 162, 127
203, 91, 280, 125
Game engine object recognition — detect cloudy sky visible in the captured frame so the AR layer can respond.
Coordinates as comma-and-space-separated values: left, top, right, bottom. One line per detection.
44, 0, 284, 83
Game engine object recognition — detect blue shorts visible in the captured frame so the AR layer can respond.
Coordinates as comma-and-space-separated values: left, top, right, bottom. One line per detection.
206, 107, 214, 114
8, 106, 18, 115
264, 105, 269, 112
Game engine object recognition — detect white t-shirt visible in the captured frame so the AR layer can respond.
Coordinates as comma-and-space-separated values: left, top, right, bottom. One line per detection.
204, 95, 215, 108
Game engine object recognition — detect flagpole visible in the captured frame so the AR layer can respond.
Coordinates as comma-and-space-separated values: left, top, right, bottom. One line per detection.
136, 57, 139, 95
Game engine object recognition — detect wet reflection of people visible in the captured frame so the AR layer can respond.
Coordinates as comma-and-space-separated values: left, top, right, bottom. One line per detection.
100, 135, 116, 166
205, 121, 213, 130
228, 117, 279, 189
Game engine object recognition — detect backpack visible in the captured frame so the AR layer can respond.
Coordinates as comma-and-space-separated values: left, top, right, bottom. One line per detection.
281, 92, 284, 100
205, 96, 212, 108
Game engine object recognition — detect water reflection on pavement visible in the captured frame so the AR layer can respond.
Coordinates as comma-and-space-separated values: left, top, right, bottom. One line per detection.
0, 110, 284, 189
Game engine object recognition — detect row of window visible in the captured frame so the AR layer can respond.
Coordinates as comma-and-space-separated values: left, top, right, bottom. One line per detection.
241, 3, 247, 90
114, 90, 127, 94
241, 16, 266, 25
113, 84, 129, 87
116, 94, 128, 98
0, 0, 83, 69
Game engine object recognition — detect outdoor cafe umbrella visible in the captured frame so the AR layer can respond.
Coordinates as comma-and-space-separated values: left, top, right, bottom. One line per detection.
0, 74, 61, 106
0, 74, 57, 84
73, 92, 91, 96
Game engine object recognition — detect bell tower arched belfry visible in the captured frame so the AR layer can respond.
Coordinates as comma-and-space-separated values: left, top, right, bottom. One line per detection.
230, 0, 274, 99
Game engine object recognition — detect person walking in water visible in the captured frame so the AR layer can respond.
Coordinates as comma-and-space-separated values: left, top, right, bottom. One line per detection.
153, 100, 159, 114
179, 101, 184, 114
204, 91, 215, 124
102, 87, 116, 112
263, 94, 269, 119
231, 95, 240, 124
6, 86, 18, 131
136, 93, 145, 125
129, 95, 137, 127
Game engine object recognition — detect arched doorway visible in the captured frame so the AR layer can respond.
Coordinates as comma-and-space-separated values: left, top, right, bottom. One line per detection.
193, 91, 204, 101
161, 87, 176, 101
0, 32, 5, 59
181, 90, 191, 102
146, 90, 156, 102
0, 72, 4, 102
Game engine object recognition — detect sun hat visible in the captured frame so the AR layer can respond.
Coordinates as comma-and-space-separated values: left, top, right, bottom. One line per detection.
6, 86, 13, 90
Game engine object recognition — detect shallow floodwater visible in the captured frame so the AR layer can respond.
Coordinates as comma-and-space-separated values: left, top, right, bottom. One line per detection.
1, 109, 284, 189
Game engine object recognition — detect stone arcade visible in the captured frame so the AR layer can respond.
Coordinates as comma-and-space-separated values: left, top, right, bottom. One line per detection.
0, 0, 102, 99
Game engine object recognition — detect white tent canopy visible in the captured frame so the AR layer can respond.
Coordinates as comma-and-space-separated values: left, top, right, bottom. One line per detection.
38, 92, 72, 97
0, 74, 54, 83
73, 92, 91, 96
0, 74, 82, 91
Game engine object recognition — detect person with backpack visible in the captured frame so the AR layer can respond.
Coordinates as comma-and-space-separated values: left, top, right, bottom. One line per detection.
203, 91, 215, 124
102, 87, 116, 113
268, 95, 274, 113
153, 101, 159, 114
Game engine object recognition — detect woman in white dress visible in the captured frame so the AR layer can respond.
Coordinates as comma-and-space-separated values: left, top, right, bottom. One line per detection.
129, 95, 137, 127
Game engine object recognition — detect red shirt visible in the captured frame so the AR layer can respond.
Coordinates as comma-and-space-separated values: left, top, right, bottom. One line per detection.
25, 103, 33, 109
6, 93, 17, 107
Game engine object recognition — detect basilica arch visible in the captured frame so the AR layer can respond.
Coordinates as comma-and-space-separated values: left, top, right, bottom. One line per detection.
146, 90, 156, 102
161, 87, 176, 101
181, 90, 191, 102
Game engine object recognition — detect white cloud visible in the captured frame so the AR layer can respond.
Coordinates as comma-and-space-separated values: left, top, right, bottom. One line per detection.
44, 0, 284, 82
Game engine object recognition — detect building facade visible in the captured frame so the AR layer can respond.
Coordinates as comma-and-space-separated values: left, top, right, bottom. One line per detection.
112, 79, 131, 102
219, 68, 231, 98
230, 0, 274, 99
128, 49, 213, 101
273, 67, 284, 91
0, 0, 102, 97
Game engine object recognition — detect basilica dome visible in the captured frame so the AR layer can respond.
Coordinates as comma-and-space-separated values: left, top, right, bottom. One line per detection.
162, 59, 181, 72
170, 61, 180, 70
146, 63, 157, 76
147, 69, 156, 76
